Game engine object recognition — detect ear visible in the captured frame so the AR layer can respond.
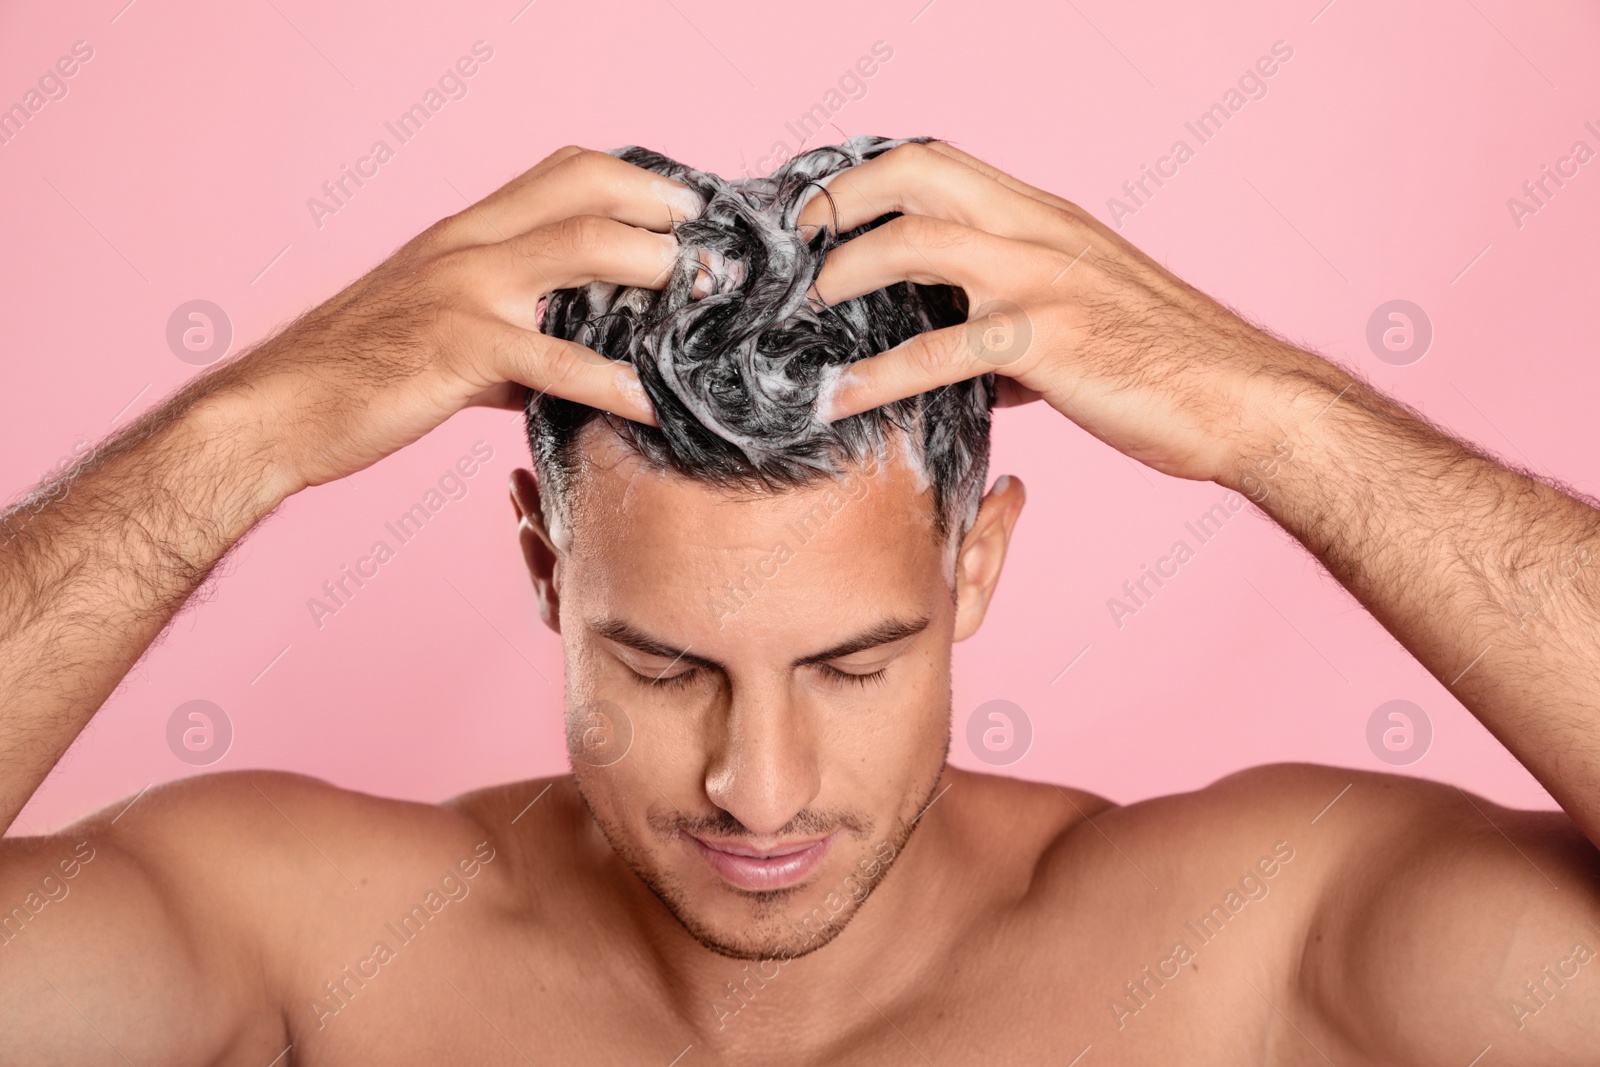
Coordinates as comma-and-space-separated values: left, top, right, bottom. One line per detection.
510, 468, 561, 634
952, 475, 1026, 642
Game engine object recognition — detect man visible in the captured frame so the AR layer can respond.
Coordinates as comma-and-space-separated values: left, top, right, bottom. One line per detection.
1, 139, 1597, 1064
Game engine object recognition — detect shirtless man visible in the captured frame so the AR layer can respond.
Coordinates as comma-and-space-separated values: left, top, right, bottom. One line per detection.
2, 141, 1597, 1065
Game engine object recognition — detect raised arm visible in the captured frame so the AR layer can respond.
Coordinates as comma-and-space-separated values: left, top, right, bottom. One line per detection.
0, 147, 690, 836
808, 139, 1600, 846
0, 147, 691, 1061
805, 140, 1600, 1061
1230, 352, 1600, 835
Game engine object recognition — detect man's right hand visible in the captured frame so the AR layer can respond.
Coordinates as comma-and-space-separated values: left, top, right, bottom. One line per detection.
210, 145, 695, 494
0, 145, 692, 836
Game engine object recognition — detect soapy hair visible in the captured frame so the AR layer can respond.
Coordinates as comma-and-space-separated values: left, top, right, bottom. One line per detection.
525, 135, 994, 539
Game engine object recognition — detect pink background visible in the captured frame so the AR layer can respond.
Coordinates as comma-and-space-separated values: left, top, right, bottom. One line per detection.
4, 0, 1596, 836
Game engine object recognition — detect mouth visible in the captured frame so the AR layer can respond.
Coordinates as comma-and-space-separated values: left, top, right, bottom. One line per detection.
689, 832, 836, 892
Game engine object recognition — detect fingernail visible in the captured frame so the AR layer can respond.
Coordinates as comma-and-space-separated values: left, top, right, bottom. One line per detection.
815, 364, 854, 424
992, 474, 1011, 494
664, 182, 705, 220
615, 365, 656, 425
691, 249, 741, 299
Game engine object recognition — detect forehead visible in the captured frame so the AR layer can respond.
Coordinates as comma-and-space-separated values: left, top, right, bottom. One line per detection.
554, 427, 948, 632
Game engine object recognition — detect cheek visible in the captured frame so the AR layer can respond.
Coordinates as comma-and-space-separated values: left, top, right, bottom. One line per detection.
821, 664, 951, 792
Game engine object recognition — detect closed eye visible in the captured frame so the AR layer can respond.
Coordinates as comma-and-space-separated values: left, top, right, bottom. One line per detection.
635, 665, 700, 689
818, 664, 890, 687
631, 664, 889, 689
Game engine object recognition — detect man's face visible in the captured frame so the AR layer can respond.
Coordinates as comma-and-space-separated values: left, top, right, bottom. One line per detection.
518, 427, 1017, 960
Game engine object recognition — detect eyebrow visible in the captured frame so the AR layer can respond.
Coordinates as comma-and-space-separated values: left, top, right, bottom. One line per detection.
588, 615, 932, 672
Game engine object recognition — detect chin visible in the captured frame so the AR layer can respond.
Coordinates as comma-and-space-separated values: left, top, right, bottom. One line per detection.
644, 855, 891, 963
603, 811, 916, 962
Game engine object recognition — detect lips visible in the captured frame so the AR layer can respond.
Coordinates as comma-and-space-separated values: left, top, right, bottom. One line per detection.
690, 832, 835, 892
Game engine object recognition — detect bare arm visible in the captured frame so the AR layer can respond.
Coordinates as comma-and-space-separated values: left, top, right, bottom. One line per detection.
807, 138, 1600, 847
0, 386, 285, 834
0, 146, 689, 837
1232, 364, 1600, 840
0, 146, 693, 1059
802, 139, 1600, 1060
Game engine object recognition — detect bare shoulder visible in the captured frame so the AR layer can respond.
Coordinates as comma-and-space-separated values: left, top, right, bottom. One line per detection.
1070, 762, 1600, 1058
0, 769, 502, 1060
444, 774, 594, 900
28, 769, 503, 936
1046, 760, 1597, 892
86, 768, 495, 881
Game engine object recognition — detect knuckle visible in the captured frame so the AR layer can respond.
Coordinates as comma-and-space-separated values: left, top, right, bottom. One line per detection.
552, 213, 611, 257
890, 213, 959, 252
552, 148, 611, 183
885, 140, 936, 169
907, 335, 949, 378
424, 246, 479, 291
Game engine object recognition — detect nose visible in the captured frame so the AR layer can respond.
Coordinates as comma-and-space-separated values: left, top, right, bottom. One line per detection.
703, 681, 820, 837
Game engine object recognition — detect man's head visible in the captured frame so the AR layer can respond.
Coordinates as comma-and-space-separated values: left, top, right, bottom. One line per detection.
513, 136, 1026, 960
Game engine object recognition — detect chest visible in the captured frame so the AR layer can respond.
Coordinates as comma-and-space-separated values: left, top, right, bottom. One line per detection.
283, 915, 1351, 1066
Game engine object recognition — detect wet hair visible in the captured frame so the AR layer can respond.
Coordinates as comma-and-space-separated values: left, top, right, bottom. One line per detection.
525, 135, 995, 541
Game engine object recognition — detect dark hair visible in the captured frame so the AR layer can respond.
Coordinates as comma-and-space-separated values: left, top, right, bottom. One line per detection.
526, 135, 994, 539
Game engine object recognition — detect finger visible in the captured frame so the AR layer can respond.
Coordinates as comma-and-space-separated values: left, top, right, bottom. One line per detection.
796, 141, 1092, 252
820, 323, 988, 423
487, 326, 658, 427
920, 141, 1146, 252
468, 381, 532, 411
811, 214, 1043, 307
993, 378, 1043, 408
440, 149, 705, 250
476, 216, 682, 326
